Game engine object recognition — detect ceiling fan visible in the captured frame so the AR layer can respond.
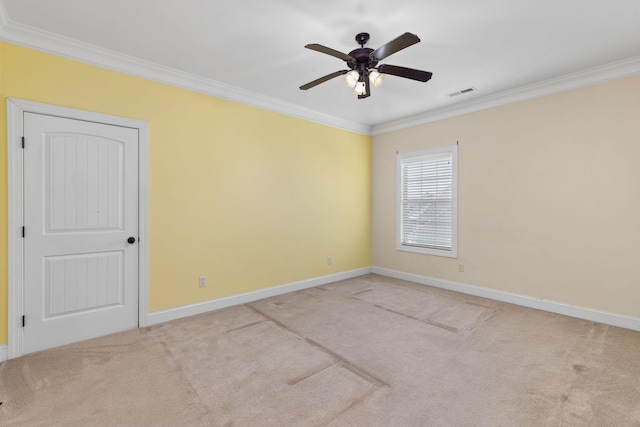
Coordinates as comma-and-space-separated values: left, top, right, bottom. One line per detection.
299, 32, 433, 99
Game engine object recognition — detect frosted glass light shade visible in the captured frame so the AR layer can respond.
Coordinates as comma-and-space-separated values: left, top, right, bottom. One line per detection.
369, 70, 385, 87
353, 81, 366, 95
344, 70, 360, 88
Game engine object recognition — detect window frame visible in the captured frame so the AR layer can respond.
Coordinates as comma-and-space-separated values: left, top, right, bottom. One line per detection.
396, 145, 458, 258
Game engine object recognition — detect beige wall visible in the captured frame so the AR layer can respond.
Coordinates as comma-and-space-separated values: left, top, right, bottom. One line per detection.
373, 75, 640, 319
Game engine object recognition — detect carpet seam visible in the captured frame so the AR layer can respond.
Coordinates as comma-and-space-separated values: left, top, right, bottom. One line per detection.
322, 282, 502, 334
321, 286, 461, 333
320, 386, 383, 427
156, 339, 219, 424
286, 362, 335, 386
246, 304, 390, 389
225, 320, 269, 334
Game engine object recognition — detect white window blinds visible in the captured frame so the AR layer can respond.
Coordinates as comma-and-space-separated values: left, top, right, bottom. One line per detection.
397, 146, 457, 257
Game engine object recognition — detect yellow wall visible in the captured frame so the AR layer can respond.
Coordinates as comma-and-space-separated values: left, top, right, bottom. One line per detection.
373, 75, 640, 319
0, 43, 6, 344
0, 42, 372, 345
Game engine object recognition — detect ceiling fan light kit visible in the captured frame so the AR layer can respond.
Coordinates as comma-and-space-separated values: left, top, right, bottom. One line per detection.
368, 70, 385, 88
300, 32, 432, 99
344, 70, 360, 88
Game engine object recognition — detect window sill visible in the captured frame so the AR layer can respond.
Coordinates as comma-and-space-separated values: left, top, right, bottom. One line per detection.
396, 244, 458, 258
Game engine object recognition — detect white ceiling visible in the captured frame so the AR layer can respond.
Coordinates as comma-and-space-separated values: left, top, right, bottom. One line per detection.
1, 0, 640, 134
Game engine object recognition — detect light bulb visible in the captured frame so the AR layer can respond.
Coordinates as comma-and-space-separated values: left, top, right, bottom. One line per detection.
344, 70, 360, 88
353, 81, 366, 96
369, 70, 384, 87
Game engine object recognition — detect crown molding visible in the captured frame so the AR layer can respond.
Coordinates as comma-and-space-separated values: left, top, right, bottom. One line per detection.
372, 54, 640, 135
0, 17, 372, 135
0, 0, 8, 28
1, 4, 639, 138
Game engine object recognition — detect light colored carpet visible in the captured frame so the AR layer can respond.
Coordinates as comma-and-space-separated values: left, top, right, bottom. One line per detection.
1, 274, 639, 426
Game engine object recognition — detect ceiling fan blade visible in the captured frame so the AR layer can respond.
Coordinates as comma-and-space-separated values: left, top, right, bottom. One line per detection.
299, 70, 348, 90
377, 64, 433, 82
370, 32, 420, 62
305, 44, 355, 64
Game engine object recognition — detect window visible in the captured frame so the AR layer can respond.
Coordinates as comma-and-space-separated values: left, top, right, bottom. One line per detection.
396, 145, 457, 257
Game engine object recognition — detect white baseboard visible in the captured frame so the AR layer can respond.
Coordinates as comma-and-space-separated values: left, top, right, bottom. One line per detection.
0, 345, 7, 363
148, 267, 372, 325
372, 266, 640, 332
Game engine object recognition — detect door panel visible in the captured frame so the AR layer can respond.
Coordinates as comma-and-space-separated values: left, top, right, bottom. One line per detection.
44, 251, 124, 317
23, 112, 139, 354
46, 134, 124, 232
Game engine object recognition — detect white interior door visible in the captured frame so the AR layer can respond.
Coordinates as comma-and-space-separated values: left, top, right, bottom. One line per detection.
23, 112, 139, 354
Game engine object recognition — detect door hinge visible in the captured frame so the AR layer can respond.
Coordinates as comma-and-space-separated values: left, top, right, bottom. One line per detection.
22, 226, 25, 238
22, 315, 25, 327
21, 136, 25, 148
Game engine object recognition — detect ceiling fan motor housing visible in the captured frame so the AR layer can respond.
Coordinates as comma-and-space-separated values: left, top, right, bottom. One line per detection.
348, 49, 377, 74
349, 33, 377, 75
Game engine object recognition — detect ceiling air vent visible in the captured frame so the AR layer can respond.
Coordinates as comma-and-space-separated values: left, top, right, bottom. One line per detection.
448, 87, 477, 97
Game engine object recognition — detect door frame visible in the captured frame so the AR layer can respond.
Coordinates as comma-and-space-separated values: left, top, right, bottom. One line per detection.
7, 98, 150, 360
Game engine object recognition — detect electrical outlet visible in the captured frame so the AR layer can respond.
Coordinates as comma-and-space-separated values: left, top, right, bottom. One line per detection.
199, 276, 207, 287
458, 263, 464, 272
327, 256, 332, 265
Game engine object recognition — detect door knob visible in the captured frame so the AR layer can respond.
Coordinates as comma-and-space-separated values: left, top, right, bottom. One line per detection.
127, 237, 136, 244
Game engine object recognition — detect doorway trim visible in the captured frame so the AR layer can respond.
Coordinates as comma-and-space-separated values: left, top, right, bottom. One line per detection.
7, 98, 150, 360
